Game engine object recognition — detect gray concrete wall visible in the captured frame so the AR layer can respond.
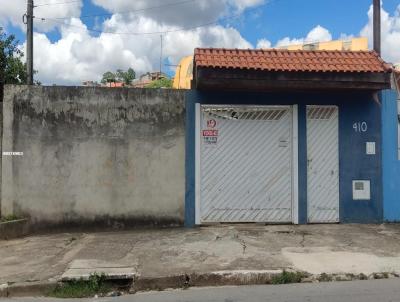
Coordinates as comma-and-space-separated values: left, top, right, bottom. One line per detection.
0, 94, 2, 217
1, 85, 186, 227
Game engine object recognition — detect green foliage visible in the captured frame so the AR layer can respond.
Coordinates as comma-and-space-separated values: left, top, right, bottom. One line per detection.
49, 273, 110, 298
0, 214, 21, 222
101, 68, 136, 85
146, 77, 173, 88
101, 71, 116, 84
318, 273, 333, 282
0, 27, 27, 85
271, 271, 305, 285
116, 68, 136, 85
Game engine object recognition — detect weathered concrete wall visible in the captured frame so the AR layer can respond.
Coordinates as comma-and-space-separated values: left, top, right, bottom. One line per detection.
0, 93, 2, 217
2, 85, 186, 227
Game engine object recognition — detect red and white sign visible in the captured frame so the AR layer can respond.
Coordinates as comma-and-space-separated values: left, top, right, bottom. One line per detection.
202, 130, 219, 137
203, 119, 219, 146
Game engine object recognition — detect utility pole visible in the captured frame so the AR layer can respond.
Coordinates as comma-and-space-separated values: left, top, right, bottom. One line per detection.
373, 0, 381, 55
26, 0, 34, 85
160, 35, 163, 77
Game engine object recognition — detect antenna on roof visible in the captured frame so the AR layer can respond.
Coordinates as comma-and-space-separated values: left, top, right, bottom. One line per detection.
160, 35, 163, 75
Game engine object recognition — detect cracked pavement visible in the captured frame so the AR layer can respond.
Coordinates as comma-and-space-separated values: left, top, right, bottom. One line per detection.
1, 224, 400, 285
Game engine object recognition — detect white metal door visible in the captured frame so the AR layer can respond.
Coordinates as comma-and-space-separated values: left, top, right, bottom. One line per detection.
307, 106, 339, 223
199, 105, 293, 223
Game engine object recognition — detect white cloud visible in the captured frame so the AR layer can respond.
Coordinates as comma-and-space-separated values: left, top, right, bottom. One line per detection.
29, 16, 252, 85
306, 25, 332, 42
256, 38, 271, 49
0, 0, 83, 32
91, 0, 265, 27
360, 4, 400, 63
6, 0, 400, 85
275, 37, 304, 48
275, 25, 332, 47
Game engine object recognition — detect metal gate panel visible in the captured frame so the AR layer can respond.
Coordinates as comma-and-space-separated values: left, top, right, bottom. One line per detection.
307, 106, 339, 223
199, 105, 293, 223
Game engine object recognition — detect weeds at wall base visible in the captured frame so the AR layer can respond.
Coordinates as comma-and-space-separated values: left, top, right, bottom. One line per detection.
271, 271, 307, 284
48, 273, 111, 299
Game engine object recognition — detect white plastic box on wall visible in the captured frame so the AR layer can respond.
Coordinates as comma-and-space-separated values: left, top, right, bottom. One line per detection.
352, 180, 371, 200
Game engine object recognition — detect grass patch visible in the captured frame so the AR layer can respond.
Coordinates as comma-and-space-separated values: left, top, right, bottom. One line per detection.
49, 273, 111, 298
271, 271, 305, 284
0, 215, 21, 223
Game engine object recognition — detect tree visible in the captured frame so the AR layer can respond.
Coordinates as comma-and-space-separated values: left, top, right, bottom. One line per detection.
146, 77, 173, 89
0, 27, 28, 86
101, 71, 116, 84
101, 68, 136, 85
116, 68, 136, 85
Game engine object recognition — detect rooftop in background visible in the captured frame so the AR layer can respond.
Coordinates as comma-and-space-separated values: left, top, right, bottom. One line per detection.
132, 71, 169, 88
194, 48, 392, 74
277, 37, 368, 51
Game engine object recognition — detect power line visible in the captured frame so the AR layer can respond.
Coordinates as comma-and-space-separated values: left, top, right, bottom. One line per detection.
45, 0, 197, 20
35, 1, 81, 7
42, 15, 234, 35
39, 3, 266, 36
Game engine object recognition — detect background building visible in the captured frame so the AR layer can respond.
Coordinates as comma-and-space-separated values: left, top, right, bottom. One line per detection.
132, 72, 169, 88
279, 37, 368, 51
172, 56, 193, 90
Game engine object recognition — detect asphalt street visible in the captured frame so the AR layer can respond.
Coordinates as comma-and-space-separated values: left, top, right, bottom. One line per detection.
5, 279, 400, 302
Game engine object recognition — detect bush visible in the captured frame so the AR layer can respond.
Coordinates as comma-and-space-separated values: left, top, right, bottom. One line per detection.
271, 271, 305, 284
49, 273, 110, 298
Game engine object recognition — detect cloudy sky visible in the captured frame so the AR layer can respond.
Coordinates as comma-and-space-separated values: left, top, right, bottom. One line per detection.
0, 0, 399, 85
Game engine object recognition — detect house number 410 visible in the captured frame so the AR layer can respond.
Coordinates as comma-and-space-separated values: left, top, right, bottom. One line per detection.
353, 122, 368, 133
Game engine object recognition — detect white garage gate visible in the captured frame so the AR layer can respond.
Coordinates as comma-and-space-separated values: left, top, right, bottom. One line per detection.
195, 105, 298, 224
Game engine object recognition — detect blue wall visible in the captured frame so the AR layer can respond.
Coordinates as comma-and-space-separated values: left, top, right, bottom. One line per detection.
382, 89, 400, 222
185, 90, 383, 226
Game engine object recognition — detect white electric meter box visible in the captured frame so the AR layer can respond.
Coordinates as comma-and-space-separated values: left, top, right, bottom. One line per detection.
366, 142, 376, 155
352, 180, 371, 200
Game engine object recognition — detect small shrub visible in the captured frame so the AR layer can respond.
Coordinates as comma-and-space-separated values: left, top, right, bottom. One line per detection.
49, 273, 110, 298
358, 273, 368, 280
383, 272, 389, 279
318, 273, 333, 282
271, 271, 305, 284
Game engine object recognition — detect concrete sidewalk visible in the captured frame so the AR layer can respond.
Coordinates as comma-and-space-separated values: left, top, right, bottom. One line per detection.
1, 224, 400, 289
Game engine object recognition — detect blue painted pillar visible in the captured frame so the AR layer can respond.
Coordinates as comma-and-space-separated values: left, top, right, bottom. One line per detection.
382, 89, 400, 222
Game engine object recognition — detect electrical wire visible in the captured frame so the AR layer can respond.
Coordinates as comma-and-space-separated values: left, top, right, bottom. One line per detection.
46, 0, 197, 20
39, 3, 265, 36
42, 16, 233, 36
35, 0, 81, 7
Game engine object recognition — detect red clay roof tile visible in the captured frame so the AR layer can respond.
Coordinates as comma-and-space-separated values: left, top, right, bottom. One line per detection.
194, 48, 392, 74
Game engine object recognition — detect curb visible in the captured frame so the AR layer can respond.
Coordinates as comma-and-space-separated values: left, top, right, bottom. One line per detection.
0, 219, 30, 240
0, 281, 57, 298
1, 270, 399, 298
133, 270, 284, 292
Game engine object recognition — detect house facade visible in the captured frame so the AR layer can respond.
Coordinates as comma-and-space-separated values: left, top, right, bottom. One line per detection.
185, 48, 395, 226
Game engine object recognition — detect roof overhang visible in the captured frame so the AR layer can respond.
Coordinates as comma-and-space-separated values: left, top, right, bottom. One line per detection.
193, 67, 392, 91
